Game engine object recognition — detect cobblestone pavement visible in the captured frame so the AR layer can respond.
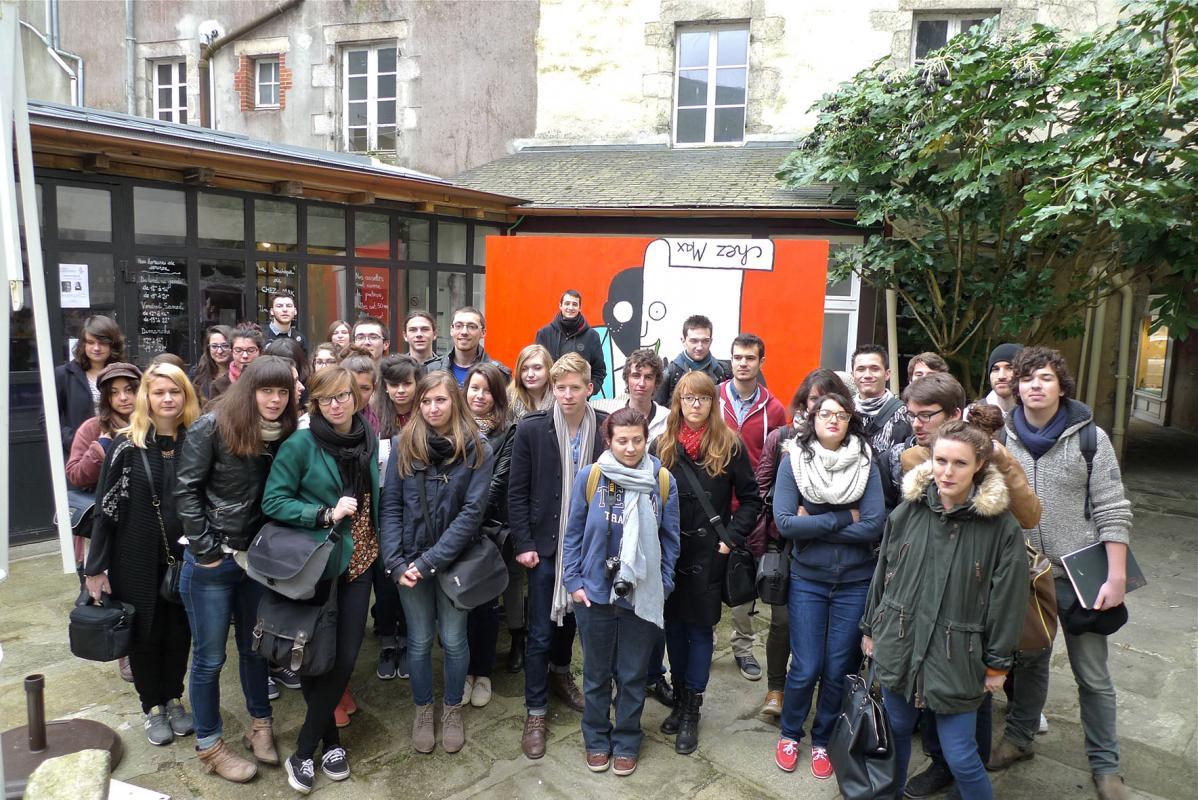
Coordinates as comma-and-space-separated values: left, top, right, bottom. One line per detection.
2, 421, 1194, 798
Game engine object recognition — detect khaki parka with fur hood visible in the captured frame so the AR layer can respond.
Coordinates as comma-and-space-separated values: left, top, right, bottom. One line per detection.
861, 461, 1028, 715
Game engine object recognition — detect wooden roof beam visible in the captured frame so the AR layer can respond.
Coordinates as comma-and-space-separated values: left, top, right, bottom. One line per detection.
273, 180, 303, 197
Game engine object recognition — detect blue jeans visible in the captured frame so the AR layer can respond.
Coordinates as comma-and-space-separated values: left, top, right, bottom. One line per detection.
885, 687, 992, 800
644, 629, 667, 685
924, 693, 993, 766
664, 620, 715, 693
780, 574, 870, 745
400, 576, 469, 707
180, 550, 271, 750
524, 556, 576, 710
575, 603, 657, 757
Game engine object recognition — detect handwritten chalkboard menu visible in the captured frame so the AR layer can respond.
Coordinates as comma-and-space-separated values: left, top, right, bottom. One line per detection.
257, 260, 297, 319
355, 266, 390, 322
137, 256, 188, 359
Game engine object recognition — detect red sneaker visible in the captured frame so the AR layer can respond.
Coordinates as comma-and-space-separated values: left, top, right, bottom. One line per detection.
775, 738, 799, 772
811, 746, 833, 780
334, 700, 351, 728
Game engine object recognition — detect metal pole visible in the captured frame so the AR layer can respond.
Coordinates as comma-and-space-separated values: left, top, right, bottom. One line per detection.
25, 675, 47, 753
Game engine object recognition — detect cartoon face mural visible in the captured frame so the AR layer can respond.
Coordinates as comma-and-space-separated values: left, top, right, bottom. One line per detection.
486, 236, 829, 400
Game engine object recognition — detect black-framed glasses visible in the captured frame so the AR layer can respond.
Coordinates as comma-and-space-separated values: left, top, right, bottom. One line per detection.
451, 322, 481, 332
680, 395, 713, 406
315, 390, 354, 407
208, 343, 230, 351
232, 347, 259, 356
909, 409, 945, 423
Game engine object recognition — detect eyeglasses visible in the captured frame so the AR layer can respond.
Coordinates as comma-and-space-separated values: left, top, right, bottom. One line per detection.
451, 322, 481, 332
680, 395, 713, 406
315, 390, 355, 407
314, 358, 337, 367
910, 409, 945, 423
354, 332, 385, 342
232, 347, 259, 356
816, 409, 852, 422
208, 343, 230, 351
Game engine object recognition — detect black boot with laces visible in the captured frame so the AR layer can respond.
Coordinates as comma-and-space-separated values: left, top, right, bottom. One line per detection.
661, 687, 687, 735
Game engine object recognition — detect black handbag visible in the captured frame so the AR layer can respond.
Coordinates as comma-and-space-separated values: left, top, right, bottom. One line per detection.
246, 521, 341, 601
68, 589, 135, 662
417, 472, 509, 611
677, 460, 757, 608
828, 659, 900, 800
54, 489, 96, 538
140, 450, 182, 604
252, 586, 339, 676
756, 540, 791, 606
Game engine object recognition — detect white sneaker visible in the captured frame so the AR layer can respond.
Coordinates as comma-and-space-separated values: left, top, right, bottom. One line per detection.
1037, 713, 1049, 734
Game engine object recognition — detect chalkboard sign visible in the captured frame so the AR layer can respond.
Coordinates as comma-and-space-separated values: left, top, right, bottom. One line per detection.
136, 256, 188, 359
257, 260, 297, 320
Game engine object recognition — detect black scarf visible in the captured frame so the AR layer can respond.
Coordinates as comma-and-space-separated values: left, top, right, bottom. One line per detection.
310, 412, 374, 497
426, 431, 456, 466
554, 312, 588, 338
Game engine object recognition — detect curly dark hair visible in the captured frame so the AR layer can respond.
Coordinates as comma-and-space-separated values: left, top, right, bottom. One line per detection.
796, 392, 871, 458
790, 368, 853, 415
1012, 346, 1076, 403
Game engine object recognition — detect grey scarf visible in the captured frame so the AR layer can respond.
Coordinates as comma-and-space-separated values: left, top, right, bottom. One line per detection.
552, 402, 597, 624
596, 450, 665, 628
786, 434, 871, 506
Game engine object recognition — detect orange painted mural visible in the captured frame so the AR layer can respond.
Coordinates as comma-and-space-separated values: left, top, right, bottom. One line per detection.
485, 236, 830, 400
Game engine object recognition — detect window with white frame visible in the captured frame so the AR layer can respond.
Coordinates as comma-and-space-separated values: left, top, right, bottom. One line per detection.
911, 12, 997, 62
674, 25, 748, 145
153, 59, 188, 124
342, 44, 398, 152
256, 57, 280, 108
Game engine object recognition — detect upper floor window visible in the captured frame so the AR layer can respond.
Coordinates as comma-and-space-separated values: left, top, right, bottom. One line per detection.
912, 12, 996, 62
343, 44, 398, 152
153, 59, 187, 124
674, 25, 748, 146
256, 58, 280, 108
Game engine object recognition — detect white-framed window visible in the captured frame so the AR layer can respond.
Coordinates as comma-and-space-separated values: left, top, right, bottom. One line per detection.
342, 43, 398, 152
256, 57, 280, 108
911, 12, 997, 62
822, 260, 861, 372
152, 59, 187, 124
674, 25, 748, 146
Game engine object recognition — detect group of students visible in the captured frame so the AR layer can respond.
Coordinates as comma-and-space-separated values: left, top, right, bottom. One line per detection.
56, 286, 1133, 799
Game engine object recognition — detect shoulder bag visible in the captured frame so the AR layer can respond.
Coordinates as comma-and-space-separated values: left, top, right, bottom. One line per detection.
69, 589, 135, 662
677, 459, 757, 609
54, 489, 96, 538
140, 450, 182, 604
246, 521, 341, 601
417, 469, 509, 612
252, 585, 339, 676
1018, 540, 1058, 651
828, 658, 900, 800
756, 540, 792, 606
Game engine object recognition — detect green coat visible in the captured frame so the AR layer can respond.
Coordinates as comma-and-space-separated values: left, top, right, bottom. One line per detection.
262, 428, 380, 581
861, 461, 1028, 715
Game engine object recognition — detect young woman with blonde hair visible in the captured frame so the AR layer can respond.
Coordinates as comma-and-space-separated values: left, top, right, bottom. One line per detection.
654, 371, 761, 755
509, 344, 554, 419
380, 370, 494, 755
83, 363, 200, 746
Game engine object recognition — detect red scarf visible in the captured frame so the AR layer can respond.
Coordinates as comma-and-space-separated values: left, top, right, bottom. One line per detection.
228, 361, 243, 383
678, 423, 706, 461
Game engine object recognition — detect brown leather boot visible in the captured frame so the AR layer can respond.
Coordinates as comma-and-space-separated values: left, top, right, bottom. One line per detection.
197, 738, 257, 783
521, 713, 547, 759
412, 704, 435, 754
441, 703, 465, 754
241, 717, 279, 765
548, 670, 585, 712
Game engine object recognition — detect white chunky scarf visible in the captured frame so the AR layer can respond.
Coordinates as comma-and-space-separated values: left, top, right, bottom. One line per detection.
786, 434, 872, 506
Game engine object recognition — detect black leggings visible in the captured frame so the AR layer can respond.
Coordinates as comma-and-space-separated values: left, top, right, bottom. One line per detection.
295, 569, 372, 760
467, 598, 501, 677
129, 600, 191, 714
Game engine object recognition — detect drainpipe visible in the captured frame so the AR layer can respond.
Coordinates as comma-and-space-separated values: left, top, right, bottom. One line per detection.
18, 20, 83, 106
49, 0, 60, 49
1076, 298, 1095, 391
886, 288, 900, 395
199, 0, 304, 128
124, 0, 135, 115
1112, 278, 1134, 459
1085, 293, 1108, 408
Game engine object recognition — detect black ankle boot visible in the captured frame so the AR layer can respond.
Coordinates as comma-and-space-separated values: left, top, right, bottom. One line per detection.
675, 691, 702, 754
661, 687, 686, 735
506, 629, 526, 673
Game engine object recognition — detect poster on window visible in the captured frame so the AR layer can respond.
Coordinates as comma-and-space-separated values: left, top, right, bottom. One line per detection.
59, 263, 90, 308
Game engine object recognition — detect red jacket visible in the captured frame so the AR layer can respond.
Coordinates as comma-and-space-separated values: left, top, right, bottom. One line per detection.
718, 380, 788, 471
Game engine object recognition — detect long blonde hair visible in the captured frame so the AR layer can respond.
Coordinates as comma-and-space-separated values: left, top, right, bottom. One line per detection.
508, 343, 553, 414
657, 370, 740, 477
395, 371, 486, 477
121, 363, 200, 447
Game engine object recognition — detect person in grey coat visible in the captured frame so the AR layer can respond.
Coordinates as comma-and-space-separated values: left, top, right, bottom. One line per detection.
989, 347, 1133, 800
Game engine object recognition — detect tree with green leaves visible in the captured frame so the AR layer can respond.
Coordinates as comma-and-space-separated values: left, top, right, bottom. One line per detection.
779, 1, 1197, 388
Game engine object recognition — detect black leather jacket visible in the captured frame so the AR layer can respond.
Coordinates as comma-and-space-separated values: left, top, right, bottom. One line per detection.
485, 423, 516, 525
173, 413, 277, 564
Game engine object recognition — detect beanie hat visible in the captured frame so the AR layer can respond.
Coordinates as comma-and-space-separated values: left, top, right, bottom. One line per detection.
1063, 601, 1128, 637
987, 343, 1022, 374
